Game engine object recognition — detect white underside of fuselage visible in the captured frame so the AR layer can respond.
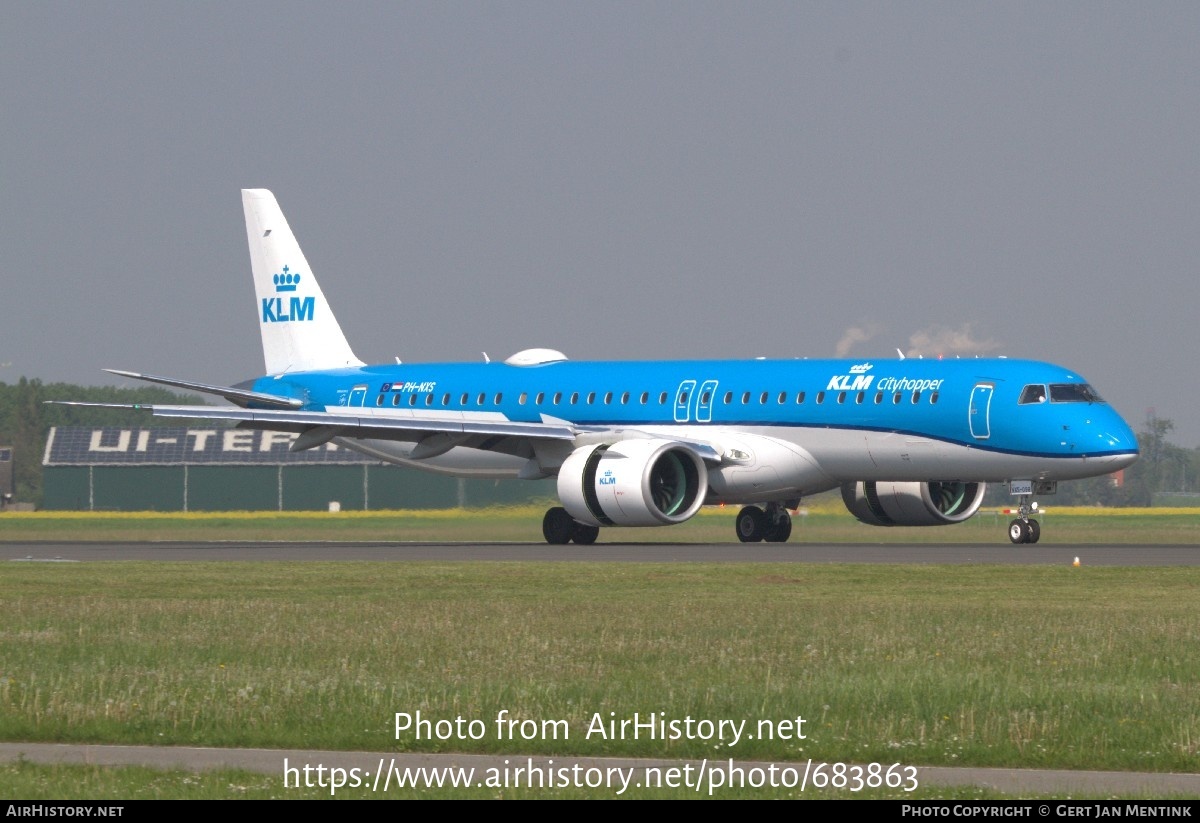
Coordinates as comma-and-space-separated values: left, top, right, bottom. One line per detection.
335, 437, 528, 478
337, 426, 1133, 503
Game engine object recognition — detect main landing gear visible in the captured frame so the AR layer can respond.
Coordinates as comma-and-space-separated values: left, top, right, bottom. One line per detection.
542, 506, 600, 545
736, 502, 793, 543
1007, 495, 1041, 544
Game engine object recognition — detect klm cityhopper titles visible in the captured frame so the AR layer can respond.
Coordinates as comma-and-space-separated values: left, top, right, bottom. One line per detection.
62, 190, 1139, 545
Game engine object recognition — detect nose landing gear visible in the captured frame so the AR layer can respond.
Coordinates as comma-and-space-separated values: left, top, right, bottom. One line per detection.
1007, 495, 1041, 544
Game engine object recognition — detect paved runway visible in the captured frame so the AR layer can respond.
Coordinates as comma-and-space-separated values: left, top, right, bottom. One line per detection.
2, 540, 1198, 564
3, 742, 1199, 797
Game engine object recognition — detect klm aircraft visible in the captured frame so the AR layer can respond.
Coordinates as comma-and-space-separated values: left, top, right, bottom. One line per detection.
79, 190, 1140, 545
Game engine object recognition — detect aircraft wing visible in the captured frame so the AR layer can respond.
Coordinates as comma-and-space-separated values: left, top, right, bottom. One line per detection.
48, 402, 579, 445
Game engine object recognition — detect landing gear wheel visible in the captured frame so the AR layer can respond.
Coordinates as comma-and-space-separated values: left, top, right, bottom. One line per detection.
1027, 519, 1040, 544
542, 507, 575, 545
1008, 519, 1030, 544
736, 506, 765, 543
763, 512, 793, 543
570, 522, 600, 545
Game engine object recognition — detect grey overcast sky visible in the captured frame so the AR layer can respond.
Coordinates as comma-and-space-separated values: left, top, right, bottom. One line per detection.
3, 3, 1198, 445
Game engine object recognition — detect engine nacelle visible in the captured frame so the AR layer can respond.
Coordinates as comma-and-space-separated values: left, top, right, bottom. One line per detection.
841, 481, 985, 526
558, 439, 708, 527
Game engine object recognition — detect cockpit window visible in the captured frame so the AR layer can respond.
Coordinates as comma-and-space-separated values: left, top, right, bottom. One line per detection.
1049, 383, 1104, 403
1019, 384, 1047, 404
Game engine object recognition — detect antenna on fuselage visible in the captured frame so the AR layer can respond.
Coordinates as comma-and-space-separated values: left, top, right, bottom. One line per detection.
897, 348, 905, 360
482, 352, 490, 363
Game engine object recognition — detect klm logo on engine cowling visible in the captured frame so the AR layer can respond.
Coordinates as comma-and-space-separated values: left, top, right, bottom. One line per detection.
262, 265, 315, 323
827, 362, 874, 392
598, 470, 616, 486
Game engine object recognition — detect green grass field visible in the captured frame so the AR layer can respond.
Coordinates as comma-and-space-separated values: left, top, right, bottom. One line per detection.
2, 508, 1198, 799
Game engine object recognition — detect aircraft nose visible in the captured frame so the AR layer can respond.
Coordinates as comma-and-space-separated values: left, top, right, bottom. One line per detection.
1097, 411, 1140, 469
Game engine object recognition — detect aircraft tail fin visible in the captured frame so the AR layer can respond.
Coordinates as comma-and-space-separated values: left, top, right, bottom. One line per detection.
242, 189, 364, 375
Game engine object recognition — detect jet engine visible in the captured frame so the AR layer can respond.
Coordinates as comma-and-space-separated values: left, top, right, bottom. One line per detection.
558, 439, 708, 527
841, 481, 985, 526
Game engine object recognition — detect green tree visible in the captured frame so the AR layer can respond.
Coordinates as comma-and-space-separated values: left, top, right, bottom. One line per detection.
0, 378, 204, 506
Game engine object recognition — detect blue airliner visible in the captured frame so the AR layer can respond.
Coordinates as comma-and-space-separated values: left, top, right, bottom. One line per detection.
82, 190, 1140, 544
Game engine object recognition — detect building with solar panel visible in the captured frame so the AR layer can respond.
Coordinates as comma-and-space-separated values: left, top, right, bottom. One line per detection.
42, 426, 554, 511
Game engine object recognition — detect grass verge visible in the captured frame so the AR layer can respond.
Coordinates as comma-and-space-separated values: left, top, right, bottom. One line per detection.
3, 561, 1199, 776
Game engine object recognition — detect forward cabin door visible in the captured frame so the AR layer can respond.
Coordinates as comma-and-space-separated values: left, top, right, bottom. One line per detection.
969, 383, 994, 439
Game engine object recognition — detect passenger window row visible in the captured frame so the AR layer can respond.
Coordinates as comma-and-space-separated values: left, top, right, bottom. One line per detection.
372, 388, 940, 408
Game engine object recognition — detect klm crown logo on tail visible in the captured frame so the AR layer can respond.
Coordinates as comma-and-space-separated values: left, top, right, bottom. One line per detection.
274, 265, 300, 292
262, 265, 316, 324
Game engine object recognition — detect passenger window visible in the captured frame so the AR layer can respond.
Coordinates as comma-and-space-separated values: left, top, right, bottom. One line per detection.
893, 392, 902, 404
392, 394, 401, 407
376, 394, 385, 406
856, 391, 864, 404
874, 391, 883, 404
759, 392, 768, 404
679, 391, 688, 404
570, 392, 579, 404
477, 393, 486, 405
621, 392, 630, 404
659, 392, 668, 404
535, 392, 544, 405
930, 391, 939, 405
816, 391, 825, 404
912, 390, 921, 404
519, 392, 527, 405
425, 394, 434, 406
640, 392, 649, 404
778, 392, 787, 404
724, 391, 733, 404
460, 393, 469, 405
701, 391, 711, 404
604, 392, 613, 404
442, 393, 450, 406
553, 392, 562, 405
837, 391, 846, 404
494, 393, 503, 405
796, 391, 805, 404
741, 391, 750, 404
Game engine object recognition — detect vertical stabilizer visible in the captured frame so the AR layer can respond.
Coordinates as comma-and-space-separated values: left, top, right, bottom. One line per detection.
242, 189, 364, 375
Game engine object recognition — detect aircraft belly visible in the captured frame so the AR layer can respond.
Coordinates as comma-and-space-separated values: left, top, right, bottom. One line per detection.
861, 439, 1124, 482
863, 433, 946, 477
702, 427, 836, 501
335, 437, 526, 478
763, 429, 1115, 483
